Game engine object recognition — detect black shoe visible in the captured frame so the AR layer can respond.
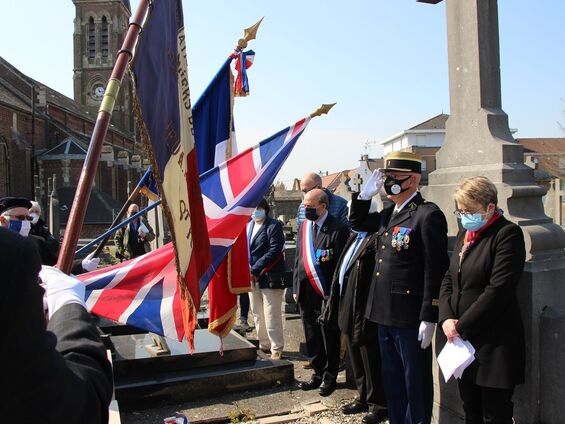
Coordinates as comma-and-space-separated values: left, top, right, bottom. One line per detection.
342, 400, 368, 414
342, 400, 368, 415
362, 409, 388, 424
297, 375, 322, 391
318, 380, 337, 396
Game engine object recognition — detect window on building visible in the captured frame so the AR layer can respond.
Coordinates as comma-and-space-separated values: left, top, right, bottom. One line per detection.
101, 16, 109, 59
421, 159, 427, 171
88, 17, 96, 60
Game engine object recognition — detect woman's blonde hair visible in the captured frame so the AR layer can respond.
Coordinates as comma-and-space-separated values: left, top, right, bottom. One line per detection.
454, 176, 498, 209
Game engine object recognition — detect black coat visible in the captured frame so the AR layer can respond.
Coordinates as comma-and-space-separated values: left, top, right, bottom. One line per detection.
439, 216, 526, 389
293, 213, 350, 302
323, 231, 377, 341
349, 192, 449, 328
0, 228, 113, 423
248, 216, 287, 289
29, 218, 60, 266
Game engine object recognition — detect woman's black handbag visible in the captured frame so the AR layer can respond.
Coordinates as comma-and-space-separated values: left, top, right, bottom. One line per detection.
265, 270, 293, 289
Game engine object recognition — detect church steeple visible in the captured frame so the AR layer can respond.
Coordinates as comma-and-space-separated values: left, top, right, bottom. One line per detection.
72, 0, 133, 133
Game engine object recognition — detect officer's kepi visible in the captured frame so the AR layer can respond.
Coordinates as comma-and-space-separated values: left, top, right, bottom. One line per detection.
382, 152, 422, 174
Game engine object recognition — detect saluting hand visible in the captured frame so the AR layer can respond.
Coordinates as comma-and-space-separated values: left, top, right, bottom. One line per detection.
442, 319, 459, 342
358, 169, 385, 200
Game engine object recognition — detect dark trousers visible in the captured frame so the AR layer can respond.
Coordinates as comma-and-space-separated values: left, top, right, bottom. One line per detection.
378, 324, 433, 424
345, 331, 387, 411
239, 293, 250, 321
458, 379, 514, 424
299, 296, 340, 383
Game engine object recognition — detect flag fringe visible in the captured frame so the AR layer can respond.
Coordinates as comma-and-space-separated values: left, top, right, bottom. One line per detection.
130, 77, 198, 348
208, 304, 238, 339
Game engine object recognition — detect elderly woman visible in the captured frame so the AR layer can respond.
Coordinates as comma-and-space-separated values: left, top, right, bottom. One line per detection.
439, 176, 526, 424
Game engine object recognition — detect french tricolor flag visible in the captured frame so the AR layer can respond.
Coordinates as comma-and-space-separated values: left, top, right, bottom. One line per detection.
129, 0, 211, 347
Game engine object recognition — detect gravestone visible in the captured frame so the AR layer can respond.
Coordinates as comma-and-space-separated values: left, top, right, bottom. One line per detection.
420, 1, 565, 423
105, 328, 293, 410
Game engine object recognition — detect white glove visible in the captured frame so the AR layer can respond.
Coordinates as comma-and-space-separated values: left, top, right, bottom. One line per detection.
418, 321, 436, 349
82, 251, 100, 272
39, 266, 86, 319
358, 169, 385, 200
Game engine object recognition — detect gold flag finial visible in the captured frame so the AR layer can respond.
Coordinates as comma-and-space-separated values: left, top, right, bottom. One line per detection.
310, 103, 337, 118
237, 17, 264, 49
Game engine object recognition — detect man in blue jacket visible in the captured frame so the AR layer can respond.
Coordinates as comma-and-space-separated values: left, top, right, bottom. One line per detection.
296, 172, 349, 228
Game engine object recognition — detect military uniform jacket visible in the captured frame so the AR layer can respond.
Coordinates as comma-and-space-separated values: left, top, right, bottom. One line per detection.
293, 213, 350, 302
439, 216, 526, 389
349, 192, 449, 328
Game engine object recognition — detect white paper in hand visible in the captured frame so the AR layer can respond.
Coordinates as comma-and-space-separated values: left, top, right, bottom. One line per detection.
138, 222, 149, 236
437, 336, 476, 382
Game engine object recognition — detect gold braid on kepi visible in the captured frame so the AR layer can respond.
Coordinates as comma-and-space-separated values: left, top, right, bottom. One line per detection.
382, 151, 423, 174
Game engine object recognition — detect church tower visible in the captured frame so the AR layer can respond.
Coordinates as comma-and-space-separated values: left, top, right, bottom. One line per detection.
72, 0, 133, 133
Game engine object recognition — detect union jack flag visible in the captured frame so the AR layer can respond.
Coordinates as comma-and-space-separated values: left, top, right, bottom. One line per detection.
78, 116, 312, 341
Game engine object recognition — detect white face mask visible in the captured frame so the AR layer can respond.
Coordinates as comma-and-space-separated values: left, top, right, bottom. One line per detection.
6, 217, 31, 237
30, 213, 40, 225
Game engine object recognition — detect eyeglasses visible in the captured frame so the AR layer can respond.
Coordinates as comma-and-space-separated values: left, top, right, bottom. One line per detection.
301, 185, 321, 194
453, 210, 486, 219
2, 214, 33, 221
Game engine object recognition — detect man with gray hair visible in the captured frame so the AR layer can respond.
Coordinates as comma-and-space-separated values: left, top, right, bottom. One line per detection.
297, 172, 349, 228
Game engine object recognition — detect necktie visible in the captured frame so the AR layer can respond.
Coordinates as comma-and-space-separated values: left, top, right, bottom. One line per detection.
313, 222, 319, 238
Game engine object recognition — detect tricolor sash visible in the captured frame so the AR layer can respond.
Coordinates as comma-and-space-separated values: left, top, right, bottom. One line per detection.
301, 221, 328, 297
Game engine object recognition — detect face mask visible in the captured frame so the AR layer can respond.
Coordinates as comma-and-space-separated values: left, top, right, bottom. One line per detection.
30, 213, 40, 225
384, 175, 411, 196
305, 207, 319, 221
251, 209, 266, 221
460, 213, 488, 232
7, 218, 31, 237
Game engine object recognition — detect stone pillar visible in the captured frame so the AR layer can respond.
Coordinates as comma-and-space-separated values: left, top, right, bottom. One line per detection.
421, 1, 565, 423
148, 200, 165, 251
61, 159, 71, 187
49, 174, 60, 240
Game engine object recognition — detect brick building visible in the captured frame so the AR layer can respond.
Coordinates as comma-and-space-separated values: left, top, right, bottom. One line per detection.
0, 0, 142, 237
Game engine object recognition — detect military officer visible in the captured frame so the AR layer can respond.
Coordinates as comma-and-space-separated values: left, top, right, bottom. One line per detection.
349, 151, 449, 424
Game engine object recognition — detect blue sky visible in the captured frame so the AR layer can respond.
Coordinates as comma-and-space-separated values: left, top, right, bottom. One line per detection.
1, 0, 564, 186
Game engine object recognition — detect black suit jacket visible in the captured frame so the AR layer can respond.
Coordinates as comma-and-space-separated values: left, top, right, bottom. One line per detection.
0, 228, 113, 423
293, 213, 350, 303
322, 231, 377, 341
349, 192, 449, 328
439, 216, 526, 389
249, 216, 286, 289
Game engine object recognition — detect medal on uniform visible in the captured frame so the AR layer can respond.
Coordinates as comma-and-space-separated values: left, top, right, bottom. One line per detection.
392, 226, 412, 251
316, 249, 323, 264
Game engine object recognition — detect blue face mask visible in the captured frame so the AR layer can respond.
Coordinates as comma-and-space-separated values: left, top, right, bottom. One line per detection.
460, 213, 488, 232
252, 209, 266, 221
6, 218, 31, 237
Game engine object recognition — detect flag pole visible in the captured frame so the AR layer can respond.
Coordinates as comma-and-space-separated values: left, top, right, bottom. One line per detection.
56, 1, 151, 273
75, 199, 161, 257
90, 167, 153, 257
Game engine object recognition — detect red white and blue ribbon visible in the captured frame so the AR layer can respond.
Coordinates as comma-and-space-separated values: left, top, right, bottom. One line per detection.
301, 221, 327, 297
232, 49, 255, 96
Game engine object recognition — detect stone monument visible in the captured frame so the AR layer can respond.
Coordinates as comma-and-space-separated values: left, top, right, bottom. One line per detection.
420, 0, 565, 422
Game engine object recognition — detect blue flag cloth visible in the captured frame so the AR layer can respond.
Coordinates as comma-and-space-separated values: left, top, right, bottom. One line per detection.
192, 58, 235, 174
137, 167, 160, 201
